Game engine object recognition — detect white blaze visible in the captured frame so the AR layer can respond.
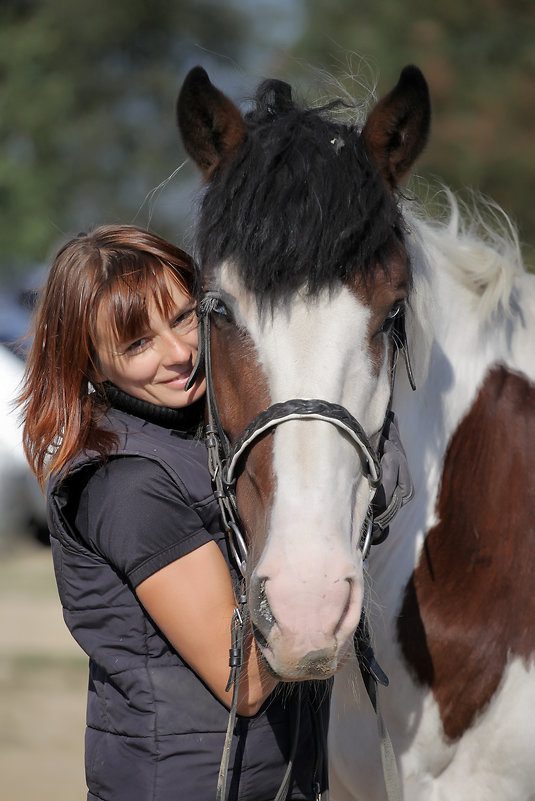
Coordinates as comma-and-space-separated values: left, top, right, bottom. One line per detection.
220, 263, 392, 673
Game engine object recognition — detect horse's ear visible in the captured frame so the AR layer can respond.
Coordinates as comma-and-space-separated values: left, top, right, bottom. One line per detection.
362, 65, 431, 189
177, 66, 246, 178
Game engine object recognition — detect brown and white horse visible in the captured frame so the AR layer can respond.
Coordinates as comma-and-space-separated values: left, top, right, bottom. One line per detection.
177, 66, 535, 798
329, 199, 535, 800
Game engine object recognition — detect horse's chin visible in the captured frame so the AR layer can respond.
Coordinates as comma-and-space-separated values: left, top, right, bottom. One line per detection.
256, 633, 353, 682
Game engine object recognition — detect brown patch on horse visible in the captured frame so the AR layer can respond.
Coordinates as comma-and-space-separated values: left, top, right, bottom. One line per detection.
210, 315, 275, 564
398, 364, 535, 741
348, 247, 410, 374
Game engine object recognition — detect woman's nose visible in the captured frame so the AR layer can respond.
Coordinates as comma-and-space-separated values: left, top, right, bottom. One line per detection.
160, 330, 193, 364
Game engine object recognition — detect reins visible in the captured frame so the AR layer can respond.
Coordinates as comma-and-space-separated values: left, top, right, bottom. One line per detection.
188, 290, 412, 801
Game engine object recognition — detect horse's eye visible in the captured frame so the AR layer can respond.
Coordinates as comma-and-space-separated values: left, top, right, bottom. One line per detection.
380, 303, 402, 333
213, 299, 234, 323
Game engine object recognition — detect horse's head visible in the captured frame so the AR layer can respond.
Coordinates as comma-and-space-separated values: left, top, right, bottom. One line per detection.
177, 66, 430, 680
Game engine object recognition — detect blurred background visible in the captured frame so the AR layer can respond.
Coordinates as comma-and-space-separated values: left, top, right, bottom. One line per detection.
1, 0, 533, 798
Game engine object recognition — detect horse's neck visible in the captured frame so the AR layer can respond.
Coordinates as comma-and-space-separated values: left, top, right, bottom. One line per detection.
397, 230, 535, 449
374, 231, 535, 612
393, 259, 487, 500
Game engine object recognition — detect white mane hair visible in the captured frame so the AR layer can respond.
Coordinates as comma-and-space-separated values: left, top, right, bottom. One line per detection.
406, 186, 525, 321
304, 53, 379, 121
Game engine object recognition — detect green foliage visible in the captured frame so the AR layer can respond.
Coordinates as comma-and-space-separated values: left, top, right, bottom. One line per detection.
0, 0, 250, 279
1, 0, 533, 280
286, 0, 535, 267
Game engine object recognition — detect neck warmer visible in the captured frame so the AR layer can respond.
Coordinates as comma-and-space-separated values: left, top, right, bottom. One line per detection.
101, 382, 205, 435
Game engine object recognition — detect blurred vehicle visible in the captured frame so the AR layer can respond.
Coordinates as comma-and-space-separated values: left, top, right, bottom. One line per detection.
0, 342, 48, 544
0, 263, 47, 357
0, 290, 32, 359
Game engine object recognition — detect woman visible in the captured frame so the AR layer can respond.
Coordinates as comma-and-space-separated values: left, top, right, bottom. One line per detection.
18, 225, 330, 801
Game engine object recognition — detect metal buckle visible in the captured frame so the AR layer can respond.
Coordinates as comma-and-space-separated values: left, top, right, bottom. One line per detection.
360, 511, 373, 562
227, 521, 248, 577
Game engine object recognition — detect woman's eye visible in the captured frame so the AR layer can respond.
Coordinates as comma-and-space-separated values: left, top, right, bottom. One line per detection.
125, 337, 150, 355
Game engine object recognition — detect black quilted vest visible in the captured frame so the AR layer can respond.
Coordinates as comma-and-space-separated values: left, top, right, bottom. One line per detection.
47, 407, 329, 801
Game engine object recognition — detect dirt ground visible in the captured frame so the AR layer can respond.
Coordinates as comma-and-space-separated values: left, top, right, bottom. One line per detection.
0, 535, 87, 800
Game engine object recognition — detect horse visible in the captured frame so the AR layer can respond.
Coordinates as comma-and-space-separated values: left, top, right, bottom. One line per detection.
328, 205, 535, 798
177, 65, 535, 799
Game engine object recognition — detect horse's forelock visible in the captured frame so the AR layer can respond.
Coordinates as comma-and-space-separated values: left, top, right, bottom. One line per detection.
196, 88, 405, 309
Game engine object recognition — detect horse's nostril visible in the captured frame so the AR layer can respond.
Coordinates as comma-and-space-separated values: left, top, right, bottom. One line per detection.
250, 576, 276, 638
252, 622, 269, 651
257, 578, 275, 625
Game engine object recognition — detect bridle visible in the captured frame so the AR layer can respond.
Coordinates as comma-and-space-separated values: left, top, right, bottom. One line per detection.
186, 291, 411, 572
186, 289, 413, 801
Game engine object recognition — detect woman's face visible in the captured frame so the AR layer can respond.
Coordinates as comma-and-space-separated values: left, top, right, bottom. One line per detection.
95, 278, 206, 408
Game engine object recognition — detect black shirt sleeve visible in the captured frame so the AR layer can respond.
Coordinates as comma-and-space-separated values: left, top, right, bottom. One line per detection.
75, 456, 214, 588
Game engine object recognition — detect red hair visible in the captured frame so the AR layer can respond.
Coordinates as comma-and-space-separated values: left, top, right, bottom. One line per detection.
18, 225, 199, 486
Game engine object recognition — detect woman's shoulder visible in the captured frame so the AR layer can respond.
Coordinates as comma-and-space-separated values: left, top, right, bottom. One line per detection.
90, 453, 168, 493
73, 454, 218, 586
105, 406, 207, 464
83, 446, 200, 521
87, 446, 217, 528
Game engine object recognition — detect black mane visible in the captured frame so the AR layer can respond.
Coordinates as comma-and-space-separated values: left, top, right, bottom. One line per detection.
196, 79, 404, 304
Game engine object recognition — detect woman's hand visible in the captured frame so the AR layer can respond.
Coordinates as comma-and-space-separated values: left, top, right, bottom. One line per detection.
136, 541, 278, 716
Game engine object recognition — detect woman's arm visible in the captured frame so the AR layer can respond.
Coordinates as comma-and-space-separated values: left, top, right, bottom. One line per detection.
136, 540, 278, 716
